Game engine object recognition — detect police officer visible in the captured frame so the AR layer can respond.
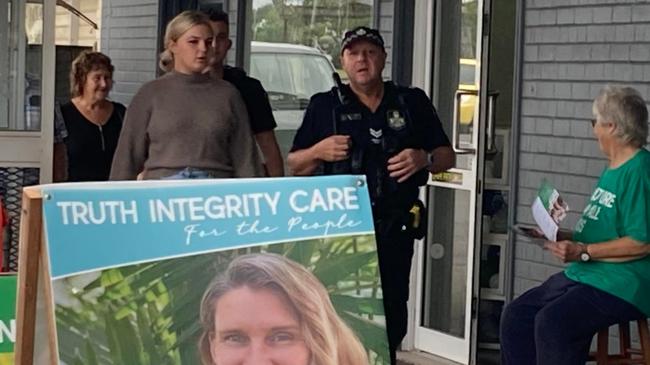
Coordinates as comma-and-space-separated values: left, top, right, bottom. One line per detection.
288, 26, 455, 364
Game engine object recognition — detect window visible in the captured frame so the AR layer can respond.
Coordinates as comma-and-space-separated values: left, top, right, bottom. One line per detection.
250, 50, 335, 101
0, 0, 99, 131
251, 0, 373, 70
0, 3, 12, 129
0, 1, 43, 131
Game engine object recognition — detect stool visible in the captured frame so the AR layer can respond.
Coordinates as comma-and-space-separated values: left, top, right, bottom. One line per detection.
589, 318, 650, 365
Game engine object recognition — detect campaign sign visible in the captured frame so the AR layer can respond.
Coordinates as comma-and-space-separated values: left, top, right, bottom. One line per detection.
0, 275, 16, 365
42, 176, 389, 365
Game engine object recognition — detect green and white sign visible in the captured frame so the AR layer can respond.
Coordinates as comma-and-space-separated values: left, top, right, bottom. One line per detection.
0, 275, 16, 365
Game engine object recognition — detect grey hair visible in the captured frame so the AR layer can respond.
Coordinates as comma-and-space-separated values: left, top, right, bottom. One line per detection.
159, 10, 212, 72
593, 85, 649, 148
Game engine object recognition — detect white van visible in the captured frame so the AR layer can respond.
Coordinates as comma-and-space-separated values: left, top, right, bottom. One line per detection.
249, 41, 337, 163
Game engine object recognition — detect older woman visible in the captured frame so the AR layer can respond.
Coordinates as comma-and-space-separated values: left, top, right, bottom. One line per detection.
53, 51, 125, 182
500, 85, 650, 365
109, 11, 263, 180
199, 253, 370, 365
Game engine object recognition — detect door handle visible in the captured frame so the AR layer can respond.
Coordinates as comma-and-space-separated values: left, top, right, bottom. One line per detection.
486, 91, 500, 155
452, 89, 478, 154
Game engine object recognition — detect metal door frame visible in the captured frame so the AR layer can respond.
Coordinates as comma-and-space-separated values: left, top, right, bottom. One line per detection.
409, 0, 492, 363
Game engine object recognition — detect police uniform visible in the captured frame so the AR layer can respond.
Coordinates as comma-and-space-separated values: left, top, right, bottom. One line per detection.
292, 81, 451, 359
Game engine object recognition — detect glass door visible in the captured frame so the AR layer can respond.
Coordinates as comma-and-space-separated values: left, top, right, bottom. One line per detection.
0, 0, 55, 181
413, 0, 491, 363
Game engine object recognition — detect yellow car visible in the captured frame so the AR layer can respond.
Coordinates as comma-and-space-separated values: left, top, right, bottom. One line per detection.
459, 58, 478, 125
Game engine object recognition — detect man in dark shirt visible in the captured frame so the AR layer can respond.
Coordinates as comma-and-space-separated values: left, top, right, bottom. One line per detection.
206, 9, 284, 177
288, 26, 455, 364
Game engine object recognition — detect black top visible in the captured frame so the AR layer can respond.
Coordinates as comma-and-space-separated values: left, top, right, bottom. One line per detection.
223, 66, 277, 134
61, 101, 125, 182
292, 82, 451, 212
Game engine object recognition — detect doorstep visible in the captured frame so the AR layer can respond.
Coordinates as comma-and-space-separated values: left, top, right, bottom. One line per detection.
397, 350, 463, 365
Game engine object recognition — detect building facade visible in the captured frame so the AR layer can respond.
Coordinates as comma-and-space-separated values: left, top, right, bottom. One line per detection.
0, 0, 648, 364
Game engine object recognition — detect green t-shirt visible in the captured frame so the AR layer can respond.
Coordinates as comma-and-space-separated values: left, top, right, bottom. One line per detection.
565, 148, 650, 317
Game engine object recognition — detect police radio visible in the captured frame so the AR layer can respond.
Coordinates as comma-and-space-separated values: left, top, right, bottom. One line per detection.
332, 72, 350, 106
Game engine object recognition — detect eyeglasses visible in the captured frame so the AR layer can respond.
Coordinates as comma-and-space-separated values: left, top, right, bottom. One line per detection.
591, 119, 613, 128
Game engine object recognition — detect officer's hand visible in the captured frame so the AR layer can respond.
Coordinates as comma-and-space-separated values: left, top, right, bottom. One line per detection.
315, 135, 350, 162
387, 148, 428, 183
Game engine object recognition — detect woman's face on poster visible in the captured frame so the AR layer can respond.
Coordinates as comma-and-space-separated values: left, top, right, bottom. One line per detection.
209, 286, 311, 365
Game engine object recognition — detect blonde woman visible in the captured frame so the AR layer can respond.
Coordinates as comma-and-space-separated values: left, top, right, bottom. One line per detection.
199, 253, 371, 365
110, 11, 263, 180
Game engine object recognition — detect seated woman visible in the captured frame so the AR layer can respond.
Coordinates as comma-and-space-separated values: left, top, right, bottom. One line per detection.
109, 11, 263, 180
500, 85, 650, 365
53, 51, 125, 182
198, 253, 369, 365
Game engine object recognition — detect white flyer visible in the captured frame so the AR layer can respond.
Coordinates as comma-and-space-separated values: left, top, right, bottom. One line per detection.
531, 180, 569, 241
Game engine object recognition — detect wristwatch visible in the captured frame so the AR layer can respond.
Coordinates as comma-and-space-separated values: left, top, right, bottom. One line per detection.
426, 152, 434, 169
579, 243, 591, 262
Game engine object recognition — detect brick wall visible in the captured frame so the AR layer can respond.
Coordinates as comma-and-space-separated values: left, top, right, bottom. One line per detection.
514, 0, 650, 296
100, 0, 159, 105
379, 0, 393, 79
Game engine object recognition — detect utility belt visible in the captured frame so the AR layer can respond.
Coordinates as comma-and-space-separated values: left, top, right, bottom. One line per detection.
374, 199, 427, 240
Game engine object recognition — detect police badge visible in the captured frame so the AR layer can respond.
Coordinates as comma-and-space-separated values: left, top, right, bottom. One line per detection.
387, 110, 406, 130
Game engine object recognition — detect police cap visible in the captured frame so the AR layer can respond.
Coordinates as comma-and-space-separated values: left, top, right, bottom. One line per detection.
340, 26, 385, 54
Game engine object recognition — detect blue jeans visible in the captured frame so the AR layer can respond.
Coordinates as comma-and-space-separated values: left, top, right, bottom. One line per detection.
161, 167, 216, 180
500, 272, 644, 365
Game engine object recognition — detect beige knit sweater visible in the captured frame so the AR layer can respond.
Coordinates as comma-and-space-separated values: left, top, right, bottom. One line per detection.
110, 71, 264, 180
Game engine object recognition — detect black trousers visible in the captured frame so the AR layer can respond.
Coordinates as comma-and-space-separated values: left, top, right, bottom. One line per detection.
375, 221, 415, 365
500, 272, 645, 365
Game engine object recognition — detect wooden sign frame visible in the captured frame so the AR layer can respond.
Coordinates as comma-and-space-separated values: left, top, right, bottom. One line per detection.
14, 186, 56, 365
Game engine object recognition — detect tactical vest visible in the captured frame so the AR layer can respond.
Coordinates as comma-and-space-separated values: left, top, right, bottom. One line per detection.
323, 83, 428, 212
